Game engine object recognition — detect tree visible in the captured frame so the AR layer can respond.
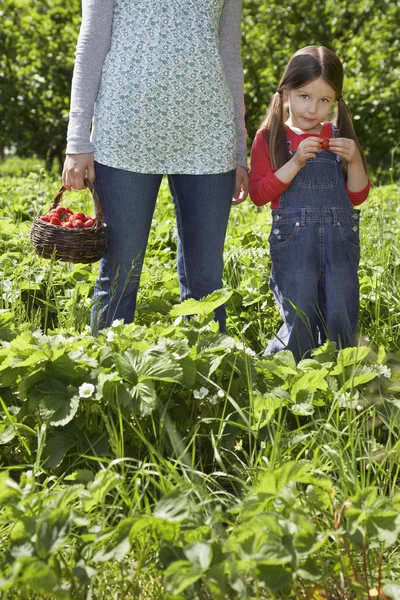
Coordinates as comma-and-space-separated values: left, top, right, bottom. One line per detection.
0, 0, 80, 170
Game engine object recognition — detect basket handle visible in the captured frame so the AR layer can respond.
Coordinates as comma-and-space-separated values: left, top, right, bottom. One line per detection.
49, 178, 104, 222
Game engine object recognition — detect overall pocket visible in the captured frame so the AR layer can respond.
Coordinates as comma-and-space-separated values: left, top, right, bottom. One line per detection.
337, 218, 360, 250
268, 219, 301, 251
296, 157, 338, 189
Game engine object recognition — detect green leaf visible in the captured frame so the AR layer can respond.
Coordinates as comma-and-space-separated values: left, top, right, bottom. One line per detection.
80, 470, 121, 512
0, 472, 22, 508
383, 583, 400, 600
164, 560, 204, 595
0, 424, 16, 444
291, 369, 328, 401
331, 346, 371, 374
36, 378, 80, 426
252, 392, 282, 429
132, 381, 157, 416
170, 288, 233, 317
184, 542, 212, 570
153, 491, 192, 523
35, 508, 71, 559
256, 564, 292, 592
42, 433, 75, 469
114, 351, 139, 386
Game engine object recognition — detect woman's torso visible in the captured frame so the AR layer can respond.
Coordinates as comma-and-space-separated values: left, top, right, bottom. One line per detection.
91, 0, 237, 174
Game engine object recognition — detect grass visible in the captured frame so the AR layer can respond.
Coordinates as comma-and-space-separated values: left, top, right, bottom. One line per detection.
0, 167, 399, 599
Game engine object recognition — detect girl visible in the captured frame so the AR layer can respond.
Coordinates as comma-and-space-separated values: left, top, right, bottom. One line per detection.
249, 46, 370, 361
63, 0, 248, 334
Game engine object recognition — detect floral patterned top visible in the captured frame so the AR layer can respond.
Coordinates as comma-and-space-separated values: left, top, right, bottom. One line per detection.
67, 0, 247, 174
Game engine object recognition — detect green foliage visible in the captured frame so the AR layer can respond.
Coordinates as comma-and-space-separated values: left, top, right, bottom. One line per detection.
0, 171, 400, 596
1, 1, 400, 177
0, 0, 80, 169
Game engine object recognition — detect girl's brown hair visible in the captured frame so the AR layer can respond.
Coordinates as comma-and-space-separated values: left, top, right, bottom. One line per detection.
260, 46, 368, 174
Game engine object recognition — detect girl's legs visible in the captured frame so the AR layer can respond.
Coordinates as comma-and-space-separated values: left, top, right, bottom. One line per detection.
91, 162, 163, 333
324, 222, 360, 348
265, 221, 321, 361
168, 170, 236, 332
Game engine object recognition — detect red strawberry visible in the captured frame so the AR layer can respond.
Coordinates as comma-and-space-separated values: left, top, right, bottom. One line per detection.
72, 219, 84, 228
73, 212, 86, 222
321, 139, 330, 150
62, 222, 73, 228
55, 206, 69, 221
40, 215, 51, 222
50, 216, 62, 226
84, 219, 95, 228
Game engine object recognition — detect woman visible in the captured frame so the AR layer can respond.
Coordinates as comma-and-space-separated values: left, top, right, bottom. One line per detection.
63, 0, 248, 333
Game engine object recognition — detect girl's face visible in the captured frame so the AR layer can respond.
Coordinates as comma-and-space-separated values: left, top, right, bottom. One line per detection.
284, 77, 336, 133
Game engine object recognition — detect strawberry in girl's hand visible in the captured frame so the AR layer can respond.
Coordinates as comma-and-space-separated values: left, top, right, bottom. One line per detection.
321, 139, 330, 150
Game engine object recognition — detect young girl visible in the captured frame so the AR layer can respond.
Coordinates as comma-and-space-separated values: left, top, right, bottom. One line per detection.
249, 46, 370, 361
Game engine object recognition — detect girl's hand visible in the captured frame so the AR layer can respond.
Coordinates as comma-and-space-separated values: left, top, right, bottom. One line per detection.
328, 138, 360, 163
293, 137, 322, 168
232, 165, 249, 205
62, 153, 95, 190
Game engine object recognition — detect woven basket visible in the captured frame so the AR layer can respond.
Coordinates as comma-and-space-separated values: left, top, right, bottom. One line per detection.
30, 179, 108, 264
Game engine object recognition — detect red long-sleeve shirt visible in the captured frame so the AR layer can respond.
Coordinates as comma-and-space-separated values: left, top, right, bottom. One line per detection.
249, 122, 371, 209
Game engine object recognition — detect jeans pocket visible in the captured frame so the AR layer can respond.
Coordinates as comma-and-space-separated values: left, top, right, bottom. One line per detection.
296, 158, 338, 189
338, 220, 360, 249
269, 221, 301, 251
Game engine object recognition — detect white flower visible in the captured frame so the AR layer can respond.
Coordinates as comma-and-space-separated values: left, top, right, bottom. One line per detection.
234, 439, 243, 451
106, 330, 115, 342
376, 365, 391, 378
193, 386, 209, 400
217, 389, 225, 398
235, 341, 245, 350
79, 383, 95, 398
172, 352, 180, 359
208, 395, 218, 405
112, 319, 124, 328
245, 347, 256, 356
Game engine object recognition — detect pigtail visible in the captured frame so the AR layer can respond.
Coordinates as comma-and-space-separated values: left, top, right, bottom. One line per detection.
259, 91, 291, 169
335, 98, 368, 174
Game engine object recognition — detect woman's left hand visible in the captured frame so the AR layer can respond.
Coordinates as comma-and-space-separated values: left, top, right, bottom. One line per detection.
232, 165, 249, 205
328, 137, 360, 163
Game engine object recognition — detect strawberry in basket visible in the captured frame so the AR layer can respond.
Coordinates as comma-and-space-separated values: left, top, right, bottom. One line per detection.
31, 179, 107, 264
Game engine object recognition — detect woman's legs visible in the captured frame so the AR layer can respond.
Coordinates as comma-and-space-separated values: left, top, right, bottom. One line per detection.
91, 162, 162, 333
168, 170, 235, 331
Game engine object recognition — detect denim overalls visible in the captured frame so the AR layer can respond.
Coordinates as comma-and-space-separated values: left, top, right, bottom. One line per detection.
266, 128, 361, 361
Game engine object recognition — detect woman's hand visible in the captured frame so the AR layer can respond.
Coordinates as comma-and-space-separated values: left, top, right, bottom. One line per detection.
62, 153, 95, 190
293, 137, 322, 168
328, 137, 360, 163
232, 165, 249, 205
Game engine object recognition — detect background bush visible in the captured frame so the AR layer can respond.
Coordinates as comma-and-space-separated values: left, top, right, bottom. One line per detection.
0, 0, 399, 177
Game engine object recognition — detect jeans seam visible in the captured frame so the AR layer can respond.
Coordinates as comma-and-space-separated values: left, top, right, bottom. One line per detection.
168, 175, 192, 298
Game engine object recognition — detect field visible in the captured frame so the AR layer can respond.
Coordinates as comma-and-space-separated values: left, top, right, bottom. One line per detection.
0, 165, 400, 599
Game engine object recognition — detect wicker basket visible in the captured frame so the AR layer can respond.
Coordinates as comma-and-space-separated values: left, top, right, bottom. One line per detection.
30, 179, 108, 264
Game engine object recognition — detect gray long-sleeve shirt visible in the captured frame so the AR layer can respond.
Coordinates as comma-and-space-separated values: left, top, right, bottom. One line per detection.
67, 0, 247, 174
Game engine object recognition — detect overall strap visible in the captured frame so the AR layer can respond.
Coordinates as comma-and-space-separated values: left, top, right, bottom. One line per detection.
331, 124, 342, 162
331, 124, 339, 138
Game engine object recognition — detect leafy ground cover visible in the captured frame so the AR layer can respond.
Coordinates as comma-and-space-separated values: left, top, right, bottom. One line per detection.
0, 170, 400, 599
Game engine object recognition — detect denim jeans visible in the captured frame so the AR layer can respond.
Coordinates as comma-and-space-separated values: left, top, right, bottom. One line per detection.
265, 134, 361, 362
91, 162, 236, 333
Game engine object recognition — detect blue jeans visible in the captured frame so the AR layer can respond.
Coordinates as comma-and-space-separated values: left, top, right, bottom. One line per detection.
91, 162, 236, 333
